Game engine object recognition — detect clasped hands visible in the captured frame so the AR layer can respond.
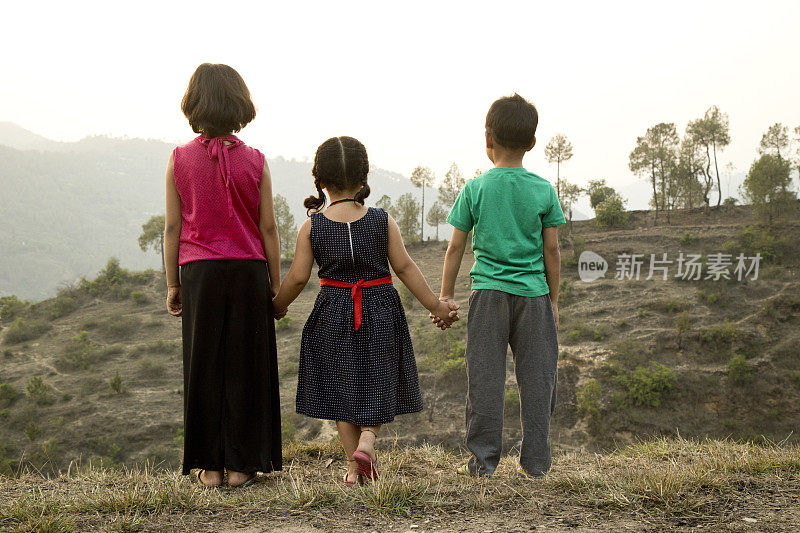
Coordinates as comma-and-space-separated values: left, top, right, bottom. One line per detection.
430, 297, 460, 331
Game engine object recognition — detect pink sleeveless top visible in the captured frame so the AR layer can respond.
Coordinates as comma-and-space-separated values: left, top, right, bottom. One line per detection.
173, 135, 267, 265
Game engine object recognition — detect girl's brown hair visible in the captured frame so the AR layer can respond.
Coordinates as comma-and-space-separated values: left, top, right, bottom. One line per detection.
304, 137, 370, 215
181, 63, 256, 138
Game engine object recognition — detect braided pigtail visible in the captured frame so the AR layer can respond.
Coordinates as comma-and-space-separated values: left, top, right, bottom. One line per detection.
304, 177, 327, 216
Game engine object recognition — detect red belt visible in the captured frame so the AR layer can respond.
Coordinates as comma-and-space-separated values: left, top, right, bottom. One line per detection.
319, 276, 393, 331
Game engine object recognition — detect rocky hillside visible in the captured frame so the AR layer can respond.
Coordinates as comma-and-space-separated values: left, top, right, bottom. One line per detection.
0, 204, 798, 477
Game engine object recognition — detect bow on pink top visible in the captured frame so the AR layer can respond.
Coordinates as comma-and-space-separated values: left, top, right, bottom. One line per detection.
200, 136, 242, 218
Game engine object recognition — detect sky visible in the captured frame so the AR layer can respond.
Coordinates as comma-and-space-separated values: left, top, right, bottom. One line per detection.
2, 0, 799, 199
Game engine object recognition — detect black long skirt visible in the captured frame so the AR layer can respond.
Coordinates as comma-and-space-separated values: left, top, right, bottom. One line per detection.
180, 259, 282, 475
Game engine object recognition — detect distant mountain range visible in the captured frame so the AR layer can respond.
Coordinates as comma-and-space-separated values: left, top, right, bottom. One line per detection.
0, 122, 421, 300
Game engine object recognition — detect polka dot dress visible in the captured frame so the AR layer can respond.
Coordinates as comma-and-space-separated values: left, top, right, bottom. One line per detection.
296, 207, 423, 426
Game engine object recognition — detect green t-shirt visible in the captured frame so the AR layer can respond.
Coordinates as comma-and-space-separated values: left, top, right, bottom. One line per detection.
447, 167, 566, 297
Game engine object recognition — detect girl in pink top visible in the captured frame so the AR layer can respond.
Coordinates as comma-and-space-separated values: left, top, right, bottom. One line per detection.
164, 63, 282, 488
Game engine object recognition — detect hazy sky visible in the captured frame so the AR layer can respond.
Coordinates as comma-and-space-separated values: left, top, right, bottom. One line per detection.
2, 1, 799, 194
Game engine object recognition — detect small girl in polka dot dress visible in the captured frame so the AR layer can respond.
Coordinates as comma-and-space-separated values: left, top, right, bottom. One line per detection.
273, 136, 460, 486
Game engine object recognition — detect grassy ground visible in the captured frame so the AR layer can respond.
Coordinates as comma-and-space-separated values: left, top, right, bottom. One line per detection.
1, 437, 798, 532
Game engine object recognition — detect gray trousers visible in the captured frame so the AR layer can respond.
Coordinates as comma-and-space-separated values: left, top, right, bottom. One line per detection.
465, 289, 559, 477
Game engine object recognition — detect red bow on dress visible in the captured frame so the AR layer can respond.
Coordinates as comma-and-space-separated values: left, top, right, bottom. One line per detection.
319, 276, 394, 330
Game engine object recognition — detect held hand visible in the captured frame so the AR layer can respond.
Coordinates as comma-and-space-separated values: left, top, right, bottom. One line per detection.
270, 283, 280, 299
166, 286, 182, 317
273, 298, 288, 320
430, 299, 459, 330
551, 301, 559, 330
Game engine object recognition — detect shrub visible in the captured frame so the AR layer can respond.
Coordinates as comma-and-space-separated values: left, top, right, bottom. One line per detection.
722, 197, 738, 206
173, 428, 184, 448
0, 439, 16, 476
0, 295, 28, 321
564, 322, 608, 344
3, 318, 51, 345
79, 257, 142, 299
109, 372, 126, 394
647, 299, 689, 314
675, 312, 691, 349
577, 378, 602, 416
701, 319, 738, 346
504, 386, 520, 413
138, 358, 166, 378
276, 316, 296, 331
26, 376, 54, 406
2, 349, 11, 358
595, 194, 629, 228
731, 225, 787, 264
24, 421, 41, 441
51, 293, 79, 319
97, 313, 142, 340
791, 371, 800, 388
679, 232, 695, 246
727, 354, 754, 385
56, 331, 97, 370
130, 291, 149, 305
637, 307, 651, 318
0, 383, 19, 407
623, 363, 676, 407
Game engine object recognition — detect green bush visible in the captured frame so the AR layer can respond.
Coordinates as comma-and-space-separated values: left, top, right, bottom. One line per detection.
727, 354, 754, 385
172, 428, 184, 448
700, 319, 738, 346
130, 291, 148, 305
25, 421, 41, 442
564, 322, 609, 344
56, 331, 97, 370
577, 378, 602, 416
729, 226, 788, 264
3, 318, 51, 345
51, 292, 79, 319
504, 386, 520, 413
623, 363, 676, 407
109, 372, 126, 394
276, 316, 296, 331
675, 312, 691, 349
0, 439, 16, 476
79, 257, 143, 299
26, 376, 54, 406
0, 295, 28, 321
0, 383, 19, 407
679, 232, 695, 246
595, 194, 629, 228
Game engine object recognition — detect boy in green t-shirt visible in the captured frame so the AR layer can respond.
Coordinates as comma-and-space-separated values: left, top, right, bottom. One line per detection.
434, 93, 565, 478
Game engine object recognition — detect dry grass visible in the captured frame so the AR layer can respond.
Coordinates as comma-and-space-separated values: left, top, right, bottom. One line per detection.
0, 436, 798, 531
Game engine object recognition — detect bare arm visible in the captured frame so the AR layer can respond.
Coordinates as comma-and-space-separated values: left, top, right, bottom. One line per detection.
164, 154, 182, 317
259, 161, 281, 296
542, 225, 561, 328
272, 219, 313, 315
387, 215, 458, 326
440, 228, 469, 301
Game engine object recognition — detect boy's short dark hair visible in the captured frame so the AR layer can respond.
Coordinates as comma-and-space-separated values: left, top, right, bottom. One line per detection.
181, 63, 256, 138
485, 93, 538, 150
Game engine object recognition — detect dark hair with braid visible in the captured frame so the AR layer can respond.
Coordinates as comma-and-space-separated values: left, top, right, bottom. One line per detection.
304, 136, 370, 215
